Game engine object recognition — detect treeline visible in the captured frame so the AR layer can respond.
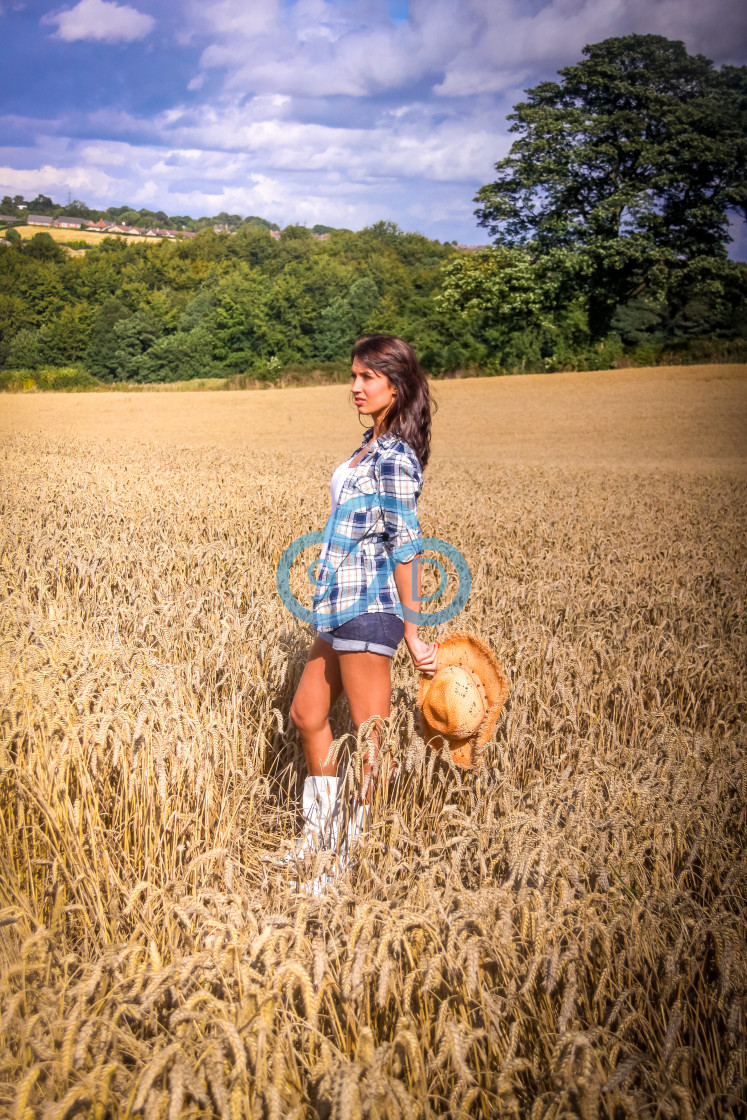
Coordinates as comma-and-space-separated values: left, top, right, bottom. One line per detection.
1, 219, 744, 385
0, 222, 479, 382
2, 33, 746, 384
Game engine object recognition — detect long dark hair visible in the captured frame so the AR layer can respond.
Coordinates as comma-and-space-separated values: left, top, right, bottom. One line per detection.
351, 334, 435, 469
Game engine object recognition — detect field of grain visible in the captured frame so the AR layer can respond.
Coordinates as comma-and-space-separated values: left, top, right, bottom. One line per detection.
4, 225, 163, 245
1, 365, 745, 1118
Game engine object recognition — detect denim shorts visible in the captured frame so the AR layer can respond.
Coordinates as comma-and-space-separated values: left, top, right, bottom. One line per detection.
316, 611, 405, 657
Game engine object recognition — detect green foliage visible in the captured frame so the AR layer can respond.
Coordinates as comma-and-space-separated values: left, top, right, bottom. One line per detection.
240, 215, 279, 231
25, 232, 66, 263
0, 365, 102, 392
315, 276, 380, 360
137, 328, 216, 383
86, 300, 132, 381
1, 194, 25, 215
475, 34, 747, 337
108, 311, 164, 382
28, 194, 54, 213
2, 81, 745, 392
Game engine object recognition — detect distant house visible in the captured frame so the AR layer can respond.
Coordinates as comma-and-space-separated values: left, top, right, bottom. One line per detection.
0, 215, 19, 223
269, 229, 282, 240
56, 216, 83, 229
107, 225, 128, 234
28, 215, 54, 226
88, 218, 114, 230
213, 223, 230, 234
312, 232, 330, 241
180, 231, 197, 239
456, 244, 481, 252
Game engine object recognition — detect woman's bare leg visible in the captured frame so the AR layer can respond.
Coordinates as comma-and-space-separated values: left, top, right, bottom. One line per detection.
289, 636, 344, 777
338, 650, 392, 795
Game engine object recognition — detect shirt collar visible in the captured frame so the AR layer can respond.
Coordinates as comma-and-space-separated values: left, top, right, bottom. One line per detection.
361, 428, 399, 447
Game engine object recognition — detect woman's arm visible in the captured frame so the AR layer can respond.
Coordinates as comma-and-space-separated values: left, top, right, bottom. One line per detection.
378, 448, 438, 677
394, 558, 438, 677
394, 557, 421, 643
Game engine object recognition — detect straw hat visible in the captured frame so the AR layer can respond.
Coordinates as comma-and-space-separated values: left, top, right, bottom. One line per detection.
417, 632, 509, 769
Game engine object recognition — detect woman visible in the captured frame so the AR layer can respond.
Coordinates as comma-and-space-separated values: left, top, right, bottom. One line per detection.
287, 334, 439, 862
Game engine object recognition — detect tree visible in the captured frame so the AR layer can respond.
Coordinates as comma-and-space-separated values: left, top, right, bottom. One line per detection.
139, 327, 215, 382
24, 232, 65, 263
437, 247, 600, 371
475, 35, 747, 335
41, 304, 95, 364
28, 194, 55, 213
86, 299, 131, 380
0, 294, 31, 350
109, 311, 164, 381
314, 276, 380, 360
64, 199, 95, 219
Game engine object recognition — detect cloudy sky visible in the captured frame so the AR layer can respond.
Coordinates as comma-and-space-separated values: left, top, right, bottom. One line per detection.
1, 0, 746, 246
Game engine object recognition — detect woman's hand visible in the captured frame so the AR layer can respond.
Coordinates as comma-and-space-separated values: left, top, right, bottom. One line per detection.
405, 634, 439, 677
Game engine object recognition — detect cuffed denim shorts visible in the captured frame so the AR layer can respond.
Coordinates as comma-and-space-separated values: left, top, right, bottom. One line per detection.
316, 611, 405, 657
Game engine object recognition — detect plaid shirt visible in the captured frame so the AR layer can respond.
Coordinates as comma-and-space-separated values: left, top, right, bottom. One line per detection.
313, 428, 424, 631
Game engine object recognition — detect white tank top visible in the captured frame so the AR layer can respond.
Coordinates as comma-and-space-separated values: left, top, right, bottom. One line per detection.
330, 457, 354, 512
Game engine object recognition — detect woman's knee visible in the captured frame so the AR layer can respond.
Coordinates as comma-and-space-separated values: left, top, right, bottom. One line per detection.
289, 697, 327, 736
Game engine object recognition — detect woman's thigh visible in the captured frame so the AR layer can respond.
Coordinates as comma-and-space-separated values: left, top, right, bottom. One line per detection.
338, 650, 392, 729
290, 634, 344, 731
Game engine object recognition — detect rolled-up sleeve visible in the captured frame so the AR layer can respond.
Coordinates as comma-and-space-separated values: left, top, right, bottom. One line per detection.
376, 450, 424, 564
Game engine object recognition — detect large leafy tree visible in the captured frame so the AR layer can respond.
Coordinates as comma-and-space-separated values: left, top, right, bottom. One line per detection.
474, 35, 747, 335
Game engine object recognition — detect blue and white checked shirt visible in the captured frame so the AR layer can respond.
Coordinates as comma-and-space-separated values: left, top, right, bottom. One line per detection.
313, 427, 425, 631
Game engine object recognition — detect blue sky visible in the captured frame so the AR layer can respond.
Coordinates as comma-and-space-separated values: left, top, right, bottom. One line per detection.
1, 0, 746, 250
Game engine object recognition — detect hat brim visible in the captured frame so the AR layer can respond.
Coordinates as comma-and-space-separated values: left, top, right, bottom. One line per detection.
418, 632, 509, 770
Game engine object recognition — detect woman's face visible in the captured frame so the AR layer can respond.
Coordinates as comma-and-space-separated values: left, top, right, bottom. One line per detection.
351, 357, 396, 419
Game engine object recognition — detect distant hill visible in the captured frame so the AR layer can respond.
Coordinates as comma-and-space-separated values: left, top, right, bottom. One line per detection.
0, 193, 282, 234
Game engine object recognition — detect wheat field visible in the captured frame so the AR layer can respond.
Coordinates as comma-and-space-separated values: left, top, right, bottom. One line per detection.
4, 226, 163, 246
1, 365, 746, 1118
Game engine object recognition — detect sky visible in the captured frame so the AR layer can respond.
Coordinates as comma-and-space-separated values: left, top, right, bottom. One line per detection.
1, 0, 746, 248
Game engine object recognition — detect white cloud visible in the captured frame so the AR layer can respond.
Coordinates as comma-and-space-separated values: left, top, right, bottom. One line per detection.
151, 99, 498, 184
184, 0, 747, 102
43, 0, 155, 44
0, 121, 495, 238
79, 141, 131, 165
0, 161, 117, 196
187, 0, 280, 40
5, 0, 747, 247
431, 0, 747, 96
192, 0, 462, 99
